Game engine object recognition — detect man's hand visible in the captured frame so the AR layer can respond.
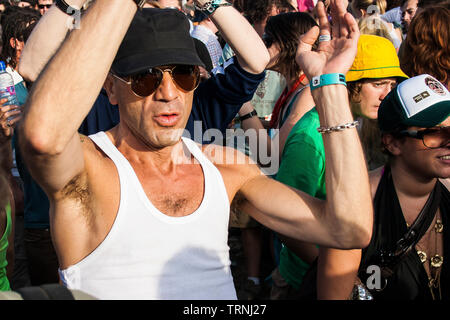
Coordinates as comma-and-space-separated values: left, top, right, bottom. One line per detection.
296, 0, 359, 79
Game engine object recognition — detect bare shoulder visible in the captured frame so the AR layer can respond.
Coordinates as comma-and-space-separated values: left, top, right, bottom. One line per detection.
200, 143, 260, 174
369, 166, 384, 200
200, 143, 262, 197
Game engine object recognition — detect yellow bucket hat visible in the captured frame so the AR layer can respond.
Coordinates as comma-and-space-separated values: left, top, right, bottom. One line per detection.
346, 35, 409, 82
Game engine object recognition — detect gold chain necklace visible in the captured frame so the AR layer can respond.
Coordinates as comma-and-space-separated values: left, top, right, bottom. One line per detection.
413, 218, 444, 300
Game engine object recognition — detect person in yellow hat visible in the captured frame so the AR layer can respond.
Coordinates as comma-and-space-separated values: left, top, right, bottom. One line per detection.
313, 34, 409, 300
346, 34, 408, 170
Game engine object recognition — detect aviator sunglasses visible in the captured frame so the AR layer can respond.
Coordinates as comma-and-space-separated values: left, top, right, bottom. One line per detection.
112, 65, 200, 98
399, 126, 450, 149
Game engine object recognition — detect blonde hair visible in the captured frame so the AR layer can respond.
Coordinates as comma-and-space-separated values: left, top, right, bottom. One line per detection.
358, 16, 394, 44
352, 0, 387, 15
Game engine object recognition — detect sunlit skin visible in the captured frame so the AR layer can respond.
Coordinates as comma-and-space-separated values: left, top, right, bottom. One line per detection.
387, 117, 450, 181
351, 78, 397, 119
158, 0, 181, 9
105, 66, 194, 151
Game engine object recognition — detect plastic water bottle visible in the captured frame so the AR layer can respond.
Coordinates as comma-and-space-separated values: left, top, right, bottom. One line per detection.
0, 60, 19, 120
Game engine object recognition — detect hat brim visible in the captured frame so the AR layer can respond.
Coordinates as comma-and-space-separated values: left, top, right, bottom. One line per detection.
346, 66, 409, 82
402, 100, 450, 128
112, 48, 205, 77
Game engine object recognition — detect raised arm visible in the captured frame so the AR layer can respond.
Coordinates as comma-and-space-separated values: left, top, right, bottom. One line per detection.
19, 0, 137, 196
18, 0, 89, 83
239, 0, 372, 249
195, 0, 270, 74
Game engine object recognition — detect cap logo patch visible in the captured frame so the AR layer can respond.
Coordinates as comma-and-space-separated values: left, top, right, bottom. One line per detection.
425, 76, 446, 96
413, 91, 430, 103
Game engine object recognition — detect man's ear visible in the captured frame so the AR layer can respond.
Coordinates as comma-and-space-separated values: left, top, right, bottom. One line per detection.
103, 73, 119, 106
382, 133, 403, 156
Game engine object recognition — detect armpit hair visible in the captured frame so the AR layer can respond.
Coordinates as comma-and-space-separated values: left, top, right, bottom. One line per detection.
60, 172, 93, 226
230, 191, 247, 213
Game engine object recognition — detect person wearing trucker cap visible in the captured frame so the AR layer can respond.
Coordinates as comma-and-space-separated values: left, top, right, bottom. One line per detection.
356, 74, 450, 300
346, 34, 409, 171
319, 74, 449, 300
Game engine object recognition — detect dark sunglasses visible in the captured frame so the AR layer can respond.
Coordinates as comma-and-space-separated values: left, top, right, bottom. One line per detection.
399, 126, 450, 149
112, 65, 200, 98
38, 4, 52, 9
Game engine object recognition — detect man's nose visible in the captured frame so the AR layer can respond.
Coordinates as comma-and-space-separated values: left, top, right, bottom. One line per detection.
153, 71, 179, 102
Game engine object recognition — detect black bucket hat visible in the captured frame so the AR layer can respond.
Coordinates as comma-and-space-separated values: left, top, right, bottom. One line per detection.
112, 8, 205, 77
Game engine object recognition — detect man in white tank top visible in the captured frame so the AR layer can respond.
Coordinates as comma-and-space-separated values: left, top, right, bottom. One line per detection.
19, 0, 373, 299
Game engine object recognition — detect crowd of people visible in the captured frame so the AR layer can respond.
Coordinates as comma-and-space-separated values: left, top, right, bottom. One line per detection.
0, 0, 448, 301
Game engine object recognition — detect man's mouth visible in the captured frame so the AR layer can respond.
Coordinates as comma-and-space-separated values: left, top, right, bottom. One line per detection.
154, 113, 181, 127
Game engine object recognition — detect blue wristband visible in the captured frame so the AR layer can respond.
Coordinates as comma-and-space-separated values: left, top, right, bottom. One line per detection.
310, 73, 347, 91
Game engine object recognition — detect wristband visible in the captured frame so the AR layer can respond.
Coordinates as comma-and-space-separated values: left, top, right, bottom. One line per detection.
239, 109, 258, 121
195, 0, 232, 15
310, 73, 346, 91
55, 0, 79, 15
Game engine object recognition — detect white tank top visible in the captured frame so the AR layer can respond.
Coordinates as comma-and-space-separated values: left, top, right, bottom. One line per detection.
59, 132, 236, 300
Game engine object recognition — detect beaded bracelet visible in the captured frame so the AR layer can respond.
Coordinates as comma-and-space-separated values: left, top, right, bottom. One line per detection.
317, 120, 360, 134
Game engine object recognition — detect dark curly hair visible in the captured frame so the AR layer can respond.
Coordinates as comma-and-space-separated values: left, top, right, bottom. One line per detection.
0, 6, 40, 69
242, 0, 274, 24
264, 12, 318, 82
400, 4, 450, 87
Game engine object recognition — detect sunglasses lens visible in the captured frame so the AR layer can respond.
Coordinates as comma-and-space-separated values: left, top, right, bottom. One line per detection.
130, 72, 161, 97
172, 65, 200, 92
423, 127, 450, 148
127, 65, 199, 97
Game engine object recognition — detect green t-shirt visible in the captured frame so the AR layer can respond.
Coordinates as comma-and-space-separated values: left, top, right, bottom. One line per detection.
275, 108, 326, 289
0, 203, 12, 291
